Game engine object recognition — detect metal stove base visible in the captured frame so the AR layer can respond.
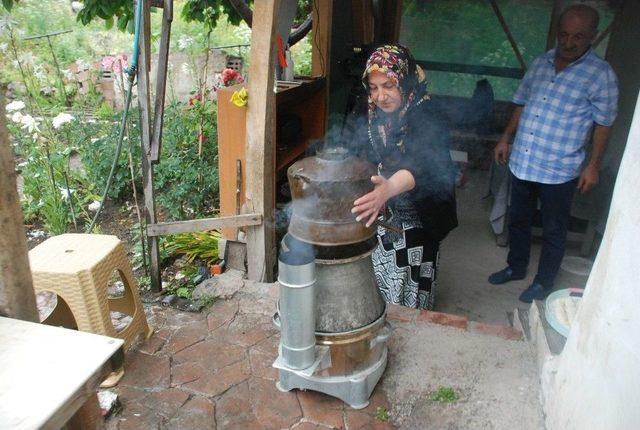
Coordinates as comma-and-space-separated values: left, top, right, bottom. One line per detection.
274, 347, 388, 409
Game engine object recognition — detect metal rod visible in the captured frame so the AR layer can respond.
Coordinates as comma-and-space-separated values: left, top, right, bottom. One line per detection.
22, 29, 72, 41
45, 36, 68, 103
488, 0, 527, 71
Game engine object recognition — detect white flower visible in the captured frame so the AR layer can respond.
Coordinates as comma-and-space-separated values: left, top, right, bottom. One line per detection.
59, 186, 75, 201
71, 1, 85, 12
6, 100, 25, 112
88, 201, 101, 212
181, 62, 191, 75
0, 43, 7, 53
177, 35, 193, 51
52, 112, 75, 129
10, 111, 24, 123
19, 52, 35, 65
19, 114, 40, 134
33, 64, 46, 82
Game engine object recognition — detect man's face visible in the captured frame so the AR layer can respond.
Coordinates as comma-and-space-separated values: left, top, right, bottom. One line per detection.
556, 13, 596, 63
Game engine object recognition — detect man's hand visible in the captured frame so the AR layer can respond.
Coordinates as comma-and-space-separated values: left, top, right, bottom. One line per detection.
578, 164, 599, 193
352, 176, 391, 228
494, 137, 510, 165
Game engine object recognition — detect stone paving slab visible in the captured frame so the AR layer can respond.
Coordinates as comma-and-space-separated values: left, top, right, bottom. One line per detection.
106, 277, 532, 429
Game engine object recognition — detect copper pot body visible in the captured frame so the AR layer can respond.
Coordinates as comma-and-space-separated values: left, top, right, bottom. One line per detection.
287, 149, 377, 246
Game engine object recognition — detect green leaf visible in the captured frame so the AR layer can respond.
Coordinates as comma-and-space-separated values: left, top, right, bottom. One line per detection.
104, 17, 114, 29
2, 0, 14, 12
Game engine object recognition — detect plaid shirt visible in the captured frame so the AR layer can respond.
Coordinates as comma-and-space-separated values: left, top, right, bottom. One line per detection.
509, 48, 618, 184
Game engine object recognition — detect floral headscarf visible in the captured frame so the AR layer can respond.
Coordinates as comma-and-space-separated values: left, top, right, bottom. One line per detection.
362, 44, 429, 153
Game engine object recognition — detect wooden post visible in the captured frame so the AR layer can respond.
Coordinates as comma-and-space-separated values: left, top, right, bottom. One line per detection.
245, 0, 280, 282
312, 0, 332, 77
137, 0, 162, 292
0, 87, 39, 322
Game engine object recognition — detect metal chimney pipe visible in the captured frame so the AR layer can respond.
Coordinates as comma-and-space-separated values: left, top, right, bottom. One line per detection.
277, 235, 316, 370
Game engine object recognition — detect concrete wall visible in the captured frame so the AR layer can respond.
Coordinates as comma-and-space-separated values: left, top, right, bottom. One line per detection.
542, 89, 640, 429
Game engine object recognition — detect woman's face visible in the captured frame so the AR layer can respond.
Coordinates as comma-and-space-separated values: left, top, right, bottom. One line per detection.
368, 71, 402, 114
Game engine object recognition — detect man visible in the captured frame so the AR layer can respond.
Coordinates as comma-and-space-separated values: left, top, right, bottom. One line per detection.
488, 4, 618, 303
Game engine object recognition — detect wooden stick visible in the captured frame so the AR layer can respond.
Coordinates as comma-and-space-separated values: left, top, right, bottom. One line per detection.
146, 213, 262, 237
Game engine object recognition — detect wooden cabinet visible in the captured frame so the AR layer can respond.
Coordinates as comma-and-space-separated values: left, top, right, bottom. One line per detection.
217, 78, 326, 239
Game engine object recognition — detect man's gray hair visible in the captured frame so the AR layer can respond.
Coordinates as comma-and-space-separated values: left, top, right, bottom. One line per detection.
560, 4, 600, 34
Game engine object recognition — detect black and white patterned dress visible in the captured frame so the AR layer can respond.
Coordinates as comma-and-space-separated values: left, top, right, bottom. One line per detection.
372, 193, 439, 310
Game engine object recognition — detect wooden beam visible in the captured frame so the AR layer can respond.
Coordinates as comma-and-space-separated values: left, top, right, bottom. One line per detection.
0, 87, 39, 323
245, 0, 280, 282
311, 0, 332, 77
137, 0, 162, 292
147, 214, 263, 237
416, 60, 524, 79
150, 0, 173, 163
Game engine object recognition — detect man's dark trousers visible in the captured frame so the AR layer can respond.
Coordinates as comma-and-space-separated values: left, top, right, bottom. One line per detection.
507, 173, 578, 289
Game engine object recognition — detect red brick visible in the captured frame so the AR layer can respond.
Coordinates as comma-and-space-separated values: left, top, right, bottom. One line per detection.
114, 401, 164, 430
344, 410, 375, 430
120, 351, 170, 390
291, 422, 324, 429
173, 338, 246, 370
141, 388, 190, 419
297, 390, 345, 429
216, 313, 277, 348
216, 381, 266, 430
137, 335, 165, 355
386, 304, 419, 323
172, 361, 208, 387
469, 322, 523, 340
249, 348, 279, 381
207, 299, 240, 331
163, 321, 208, 355
249, 377, 302, 429
416, 310, 468, 330
184, 359, 251, 397
165, 396, 216, 429
251, 333, 279, 355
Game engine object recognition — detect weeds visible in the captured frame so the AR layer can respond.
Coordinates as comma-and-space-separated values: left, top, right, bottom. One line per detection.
375, 406, 390, 422
430, 386, 459, 403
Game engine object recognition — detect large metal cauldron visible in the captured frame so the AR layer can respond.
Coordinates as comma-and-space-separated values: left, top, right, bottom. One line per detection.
287, 147, 377, 246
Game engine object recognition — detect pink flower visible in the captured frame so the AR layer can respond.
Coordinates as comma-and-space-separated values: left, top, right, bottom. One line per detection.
101, 54, 129, 73
221, 68, 244, 86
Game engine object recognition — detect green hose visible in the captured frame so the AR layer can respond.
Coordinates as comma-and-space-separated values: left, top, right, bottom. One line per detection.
87, 0, 143, 233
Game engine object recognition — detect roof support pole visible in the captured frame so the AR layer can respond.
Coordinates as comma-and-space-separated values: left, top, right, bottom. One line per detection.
245, 0, 280, 282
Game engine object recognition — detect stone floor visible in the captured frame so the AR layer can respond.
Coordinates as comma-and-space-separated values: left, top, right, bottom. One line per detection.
105, 271, 530, 430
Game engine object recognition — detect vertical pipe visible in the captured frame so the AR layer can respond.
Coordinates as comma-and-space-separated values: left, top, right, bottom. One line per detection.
278, 235, 316, 369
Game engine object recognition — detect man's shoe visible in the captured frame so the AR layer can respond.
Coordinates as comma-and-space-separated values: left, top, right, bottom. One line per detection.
488, 267, 525, 285
518, 283, 547, 303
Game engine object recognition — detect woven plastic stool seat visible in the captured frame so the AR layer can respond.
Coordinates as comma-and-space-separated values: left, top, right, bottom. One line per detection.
29, 233, 152, 349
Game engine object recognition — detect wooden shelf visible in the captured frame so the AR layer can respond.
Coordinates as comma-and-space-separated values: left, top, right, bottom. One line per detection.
217, 77, 327, 239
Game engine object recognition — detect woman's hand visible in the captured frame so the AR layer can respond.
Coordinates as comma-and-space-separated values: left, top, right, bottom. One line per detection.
352, 170, 416, 228
352, 176, 392, 228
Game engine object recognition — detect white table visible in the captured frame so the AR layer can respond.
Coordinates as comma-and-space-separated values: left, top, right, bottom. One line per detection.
0, 316, 124, 430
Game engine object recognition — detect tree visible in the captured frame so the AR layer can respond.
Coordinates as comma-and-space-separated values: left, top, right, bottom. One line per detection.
2, 0, 312, 41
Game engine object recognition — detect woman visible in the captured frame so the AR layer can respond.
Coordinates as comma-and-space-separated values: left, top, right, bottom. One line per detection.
350, 44, 458, 310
